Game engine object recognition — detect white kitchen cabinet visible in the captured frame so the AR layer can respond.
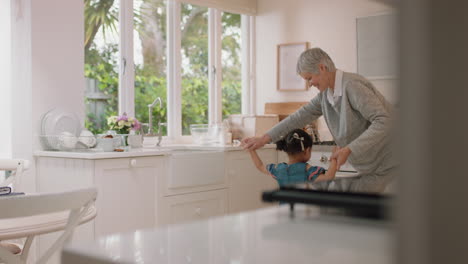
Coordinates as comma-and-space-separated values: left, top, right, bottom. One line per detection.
34, 147, 279, 263
156, 150, 228, 226
158, 189, 228, 226
157, 148, 279, 225
35, 157, 95, 264
226, 149, 278, 214
35, 155, 166, 255
93, 157, 164, 237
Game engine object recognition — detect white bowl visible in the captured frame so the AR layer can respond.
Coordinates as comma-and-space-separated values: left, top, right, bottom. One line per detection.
58, 132, 78, 149
78, 130, 97, 148
190, 124, 222, 145
96, 135, 122, 152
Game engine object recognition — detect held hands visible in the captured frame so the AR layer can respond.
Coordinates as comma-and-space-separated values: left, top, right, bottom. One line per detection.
329, 146, 339, 163
330, 146, 352, 170
241, 134, 271, 150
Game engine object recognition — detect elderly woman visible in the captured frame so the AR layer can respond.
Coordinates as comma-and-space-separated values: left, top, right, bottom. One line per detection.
242, 48, 396, 192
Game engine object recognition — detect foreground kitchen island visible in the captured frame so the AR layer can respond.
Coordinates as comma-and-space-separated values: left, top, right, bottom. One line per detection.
62, 204, 392, 263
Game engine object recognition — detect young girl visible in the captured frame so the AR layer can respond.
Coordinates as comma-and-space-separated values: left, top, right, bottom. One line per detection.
249, 129, 338, 187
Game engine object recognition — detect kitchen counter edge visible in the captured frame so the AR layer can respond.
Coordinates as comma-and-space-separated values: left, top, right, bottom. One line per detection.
33, 144, 282, 160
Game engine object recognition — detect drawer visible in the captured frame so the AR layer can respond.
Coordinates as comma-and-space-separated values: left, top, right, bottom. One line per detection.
158, 189, 228, 226
95, 156, 165, 170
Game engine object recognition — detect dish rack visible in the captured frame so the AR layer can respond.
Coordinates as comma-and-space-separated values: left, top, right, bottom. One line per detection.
38, 109, 130, 152
39, 134, 126, 151
38, 135, 98, 151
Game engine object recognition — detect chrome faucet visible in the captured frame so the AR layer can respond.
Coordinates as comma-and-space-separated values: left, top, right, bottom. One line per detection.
147, 97, 162, 135
146, 97, 166, 146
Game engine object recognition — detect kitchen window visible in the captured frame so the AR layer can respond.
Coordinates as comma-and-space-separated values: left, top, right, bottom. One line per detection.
84, 0, 121, 134
84, 0, 252, 140
180, 3, 209, 135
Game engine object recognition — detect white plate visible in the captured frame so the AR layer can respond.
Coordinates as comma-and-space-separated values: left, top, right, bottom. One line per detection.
40, 108, 81, 150
40, 109, 54, 135
39, 109, 57, 149
43, 109, 80, 136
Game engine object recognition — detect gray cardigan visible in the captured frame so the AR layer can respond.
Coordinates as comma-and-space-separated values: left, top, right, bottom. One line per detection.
267, 72, 396, 175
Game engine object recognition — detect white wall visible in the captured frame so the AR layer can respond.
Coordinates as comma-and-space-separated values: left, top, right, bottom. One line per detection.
0, 0, 12, 159
255, 0, 396, 140
11, 0, 32, 192
30, 0, 85, 130
11, 0, 85, 193
10, 1, 84, 262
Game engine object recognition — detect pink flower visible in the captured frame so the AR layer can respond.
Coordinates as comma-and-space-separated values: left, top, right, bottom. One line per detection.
108, 113, 141, 133
132, 119, 142, 131
117, 112, 128, 122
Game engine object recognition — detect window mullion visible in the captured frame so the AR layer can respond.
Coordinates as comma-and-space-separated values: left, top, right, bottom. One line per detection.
167, 0, 182, 139
241, 15, 255, 115
208, 8, 222, 125
119, 0, 135, 117
249, 16, 256, 115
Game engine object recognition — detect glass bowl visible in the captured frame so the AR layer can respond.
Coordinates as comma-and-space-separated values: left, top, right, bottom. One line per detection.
190, 124, 223, 145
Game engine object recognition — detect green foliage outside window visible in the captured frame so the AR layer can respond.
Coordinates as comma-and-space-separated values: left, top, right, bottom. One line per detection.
84, 44, 119, 134
84, 0, 241, 136
134, 66, 167, 135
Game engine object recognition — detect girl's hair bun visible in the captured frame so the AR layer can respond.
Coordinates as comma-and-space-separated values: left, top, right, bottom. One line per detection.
275, 138, 287, 151
275, 129, 313, 154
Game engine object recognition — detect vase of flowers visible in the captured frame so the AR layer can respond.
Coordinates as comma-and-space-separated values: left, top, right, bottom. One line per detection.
107, 113, 141, 146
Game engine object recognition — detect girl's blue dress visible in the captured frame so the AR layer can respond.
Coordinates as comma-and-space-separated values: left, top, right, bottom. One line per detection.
266, 162, 325, 187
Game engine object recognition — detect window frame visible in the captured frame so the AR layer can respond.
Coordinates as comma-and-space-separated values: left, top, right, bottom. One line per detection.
119, 0, 135, 118
118, 0, 254, 142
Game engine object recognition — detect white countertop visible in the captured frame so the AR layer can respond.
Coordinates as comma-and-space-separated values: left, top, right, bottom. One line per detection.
33, 144, 335, 160
34, 144, 278, 159
63, 205, 391, 264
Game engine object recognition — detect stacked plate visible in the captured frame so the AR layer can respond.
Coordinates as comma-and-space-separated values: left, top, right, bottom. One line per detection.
40, 108, 81, 150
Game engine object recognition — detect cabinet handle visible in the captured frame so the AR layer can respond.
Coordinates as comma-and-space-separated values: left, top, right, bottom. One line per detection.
195, 207, 201, 216
130, 159, 137, 167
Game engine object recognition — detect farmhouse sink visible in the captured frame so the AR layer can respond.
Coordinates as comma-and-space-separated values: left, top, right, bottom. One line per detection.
167, 149, 225, 189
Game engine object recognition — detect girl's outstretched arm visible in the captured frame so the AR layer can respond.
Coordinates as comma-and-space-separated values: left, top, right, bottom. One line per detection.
314, 158, 338, 182
249, 150, 269, 175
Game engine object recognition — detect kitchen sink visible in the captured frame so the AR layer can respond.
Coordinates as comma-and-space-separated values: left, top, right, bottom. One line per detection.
167, 149, 225, 189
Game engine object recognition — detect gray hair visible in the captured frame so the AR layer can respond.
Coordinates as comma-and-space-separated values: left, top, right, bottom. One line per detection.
296, 48, 336, 74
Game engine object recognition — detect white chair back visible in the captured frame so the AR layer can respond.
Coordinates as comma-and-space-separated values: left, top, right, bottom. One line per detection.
0, 187, 97, 264
0, 188, 96, 219
0, 159, 29, 190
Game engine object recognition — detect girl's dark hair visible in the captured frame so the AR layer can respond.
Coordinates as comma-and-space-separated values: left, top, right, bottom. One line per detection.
275, 129, 313, 154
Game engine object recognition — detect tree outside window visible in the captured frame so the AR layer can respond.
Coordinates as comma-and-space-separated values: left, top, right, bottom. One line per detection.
84, 0, 242, 137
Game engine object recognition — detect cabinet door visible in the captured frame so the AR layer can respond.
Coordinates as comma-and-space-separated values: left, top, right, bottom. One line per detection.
159, 189, 228, 226
36, 157, 95, 264
94, 157, 164, 237
226, 149, 278, 214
